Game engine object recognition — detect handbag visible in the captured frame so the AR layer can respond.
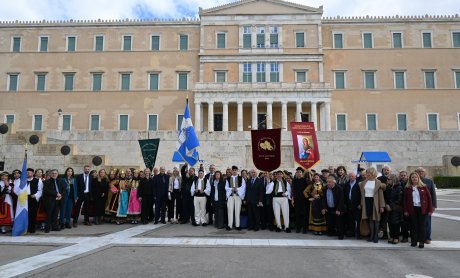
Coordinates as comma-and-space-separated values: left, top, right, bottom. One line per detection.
360, 219, 370, 236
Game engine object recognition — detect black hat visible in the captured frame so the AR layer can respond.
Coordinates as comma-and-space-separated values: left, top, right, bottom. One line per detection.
231, 165, 238, 170
198, 169, 204, 173
13, 169, 21, 174
27, 168, 35, 172
321, 169, 329, 173
0, 172, 9, 177
296, 167, 305, 173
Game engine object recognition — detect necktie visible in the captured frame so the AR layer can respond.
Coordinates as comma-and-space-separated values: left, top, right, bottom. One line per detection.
252, 178, 255, 185
54, 179, 59, 193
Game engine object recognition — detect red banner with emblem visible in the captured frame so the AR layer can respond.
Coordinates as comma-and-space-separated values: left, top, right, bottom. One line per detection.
251, 128, 281, 172
290, 122, 320, 169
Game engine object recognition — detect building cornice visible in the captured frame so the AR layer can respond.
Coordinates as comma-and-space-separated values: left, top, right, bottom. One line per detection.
199, 54, 323, 63
322, 14, 460, 24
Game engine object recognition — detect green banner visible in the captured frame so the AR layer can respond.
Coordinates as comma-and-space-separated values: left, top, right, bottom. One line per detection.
138, 139, 160, 170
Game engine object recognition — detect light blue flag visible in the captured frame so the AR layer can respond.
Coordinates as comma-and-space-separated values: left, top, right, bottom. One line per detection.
172, 99, 200, 166
12, 153, 29, 236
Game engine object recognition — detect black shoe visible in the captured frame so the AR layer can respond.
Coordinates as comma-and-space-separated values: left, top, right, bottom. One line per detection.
285, 228, 291, 233
208, 220, 213, 225
401, 238, 408, 243
411, 242, 417, 247
192, 223, 198, 226
226, 226, 231, 231
160, 220, 166, 224
373, 239, 378, 243
65, 223, 71, 229
154, 221, 159, 224
44, 229, 50, 233
302, 229, 308, 234
418, 243, 424, 249
202, 223, 208, 227
60, 224, 65, 230
236, 227, 241, 231
275, 227, 281, 232
338, 236, 344, 240
254, 228, 259, 232
269, 227, 274, 232
180, 221, 189, 224
296, 229, 301, 233
381, 234, 389, 240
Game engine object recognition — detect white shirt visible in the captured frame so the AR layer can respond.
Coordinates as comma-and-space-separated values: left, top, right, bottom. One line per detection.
83, 174, 89, 193
173, 178, 180, 190
265, 179, 292, 199
412, 187, 421, 207
349, 180, 356, 200
364, 181, 375, 197
191, 178, 210, 196
224, 175, 246, 200
27, 177, 43, 201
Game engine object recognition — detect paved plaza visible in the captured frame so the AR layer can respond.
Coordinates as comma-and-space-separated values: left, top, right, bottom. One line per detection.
1, 189, 459, 278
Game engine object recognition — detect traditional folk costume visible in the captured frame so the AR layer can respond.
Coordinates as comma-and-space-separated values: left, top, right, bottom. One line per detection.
0, 173, 14, 234
304, 181, 327, 234
26, 172, 43, 233
266, 177, 292, 232
127, 177, 141, 223
191, 175, 210, 225
225, 174, 246, 230
116, 175, 130, 221
105, 171, 120, 221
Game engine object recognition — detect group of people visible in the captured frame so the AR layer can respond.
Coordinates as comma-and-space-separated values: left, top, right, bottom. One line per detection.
0, 163, 436, 248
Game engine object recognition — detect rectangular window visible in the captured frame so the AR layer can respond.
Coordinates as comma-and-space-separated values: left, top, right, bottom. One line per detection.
67, 36, 76, 52
39, 36, 48, 52
5, 115, 15, 124
424, 71, 436, 89
364, 71, 376, 89
151, 35, 160, 51
243, 63, 252, 83
177, 114, 184, 131
179, 34, 188, 50
95, 35, 104, 51
119, 115, 129, 131
64, 73, 74, 91
256, 27, 265, 48
336, 114, 347, 131
123, 35, 132, 51
394, 71, 406, 89
92, 73, 102, 91
363, 33, 373, 48
422, 32, 432, 48
270, 62, 279, 82
296, 71, 307, 82
257, 63, 266, 82
178, 73, 188, 90
33, 115, 43, 131
392, 32, 402, 48
453, 32, 460, 48
334, 71, 345, 89
149, 73, 159, 91
62, 115, 71, 131
269, 26, 278, 48
333, 33, 343, 49
243, 26, 251, 49
8, 74, 18, 91
215, 71, 226, 83
147, 115, 158, 131
366, 114, 377, 131
427, 113, 439, 131
214, 114, 223, 131
397, 113, 407, 131
217, 33, 226, 49
295, 32, 305, 48
36, 73, 46, 91
121, 73, 131, 91
12, 37, 21, 52
455, 71, 460, 89
90, 115, 100, 131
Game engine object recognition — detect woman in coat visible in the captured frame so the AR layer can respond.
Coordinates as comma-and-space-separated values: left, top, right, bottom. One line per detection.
93, 169, 109, 224
403, 172, 433, 248
359, 167, 385, 243
388, 174, 405, 244
60, 167, 77, 229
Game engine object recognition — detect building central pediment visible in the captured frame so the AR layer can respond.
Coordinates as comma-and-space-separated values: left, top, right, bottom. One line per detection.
199, 0, 323, 16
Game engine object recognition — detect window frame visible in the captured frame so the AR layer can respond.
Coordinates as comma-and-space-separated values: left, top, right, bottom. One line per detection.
94, 35, 104, 51
118, 114, 129, 131
454, 70, 460, 89
39, 36, 49, 52
63, 72, 75, 91
176, 114, 184, 131
177, 72, 189, 90
366, 113, 378, 131
393, 70, 406, 89
362, 32, 374, 49
179, 34, 189, 51
91, 72, 103, 91
66, 35, 77, 52
256, 63, 266, 83
122, 35, 133, 51
32, 115, 43, 131
426, 113, 439, 131
396, 113, 408, 131
148, 72, 160, 91
4, 114, 15, 124
423, 70, 436, 89
295, 32, 305, 48
120, 72, 131, 91
422, 31, 433, 48
452, 31, 460, 48
147, 114, 159, 131
151, 34, 160, 51
363, 70, 377, 89
89, 114, 100, 131
333, 70, 346, 89
215, 71, 227, 83
295, 70, 308, 83
333, 32, 344, 49
391, 31, 403, 48
7, 73, 19, 91
242, 26, 252, 49
256, 26, 265, 48
62, 114, 72, 131
336, 113, 347, 131
11, 36, 21, 52
35, 72, 47, 91
216, 32, 227, 49
243, 62, 252, 83
269, 62, 279, 83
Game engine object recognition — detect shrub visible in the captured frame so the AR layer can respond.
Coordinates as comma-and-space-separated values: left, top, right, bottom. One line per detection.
434, 176, 460, 188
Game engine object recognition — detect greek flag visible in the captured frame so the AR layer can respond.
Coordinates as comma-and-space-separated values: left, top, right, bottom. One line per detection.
172, 99, 200, 166
12, 153, 29, 236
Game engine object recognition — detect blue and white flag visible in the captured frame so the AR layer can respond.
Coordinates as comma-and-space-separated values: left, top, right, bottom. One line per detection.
12, 153, 29, 236
172, 99, 200, 166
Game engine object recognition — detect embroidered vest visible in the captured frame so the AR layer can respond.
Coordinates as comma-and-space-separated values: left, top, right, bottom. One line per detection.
274, 179, 287, 194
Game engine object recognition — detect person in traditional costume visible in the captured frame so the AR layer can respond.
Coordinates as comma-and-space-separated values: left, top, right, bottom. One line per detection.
59, 167, 77, 229
0, 172, 14, 234
105, 169, 120, 223
225, 165, 246, 231
304, 173, 327, 235
168, 167, 182, 223
93, 169, 108, 225
127, 170, 141, 224
116, 170, 130, 224
35, 169, 47, 230
191, 169, 209, 226
266, 170, 291, 233
26, 168, 43, 233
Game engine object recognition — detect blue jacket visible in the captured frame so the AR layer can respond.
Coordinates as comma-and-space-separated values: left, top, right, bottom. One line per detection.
61, 176, 78, 200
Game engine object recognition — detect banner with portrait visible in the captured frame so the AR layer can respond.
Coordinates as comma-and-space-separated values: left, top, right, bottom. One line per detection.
290, 122, 320, 169
251, 128, 281, 172
138, 138, 160, 170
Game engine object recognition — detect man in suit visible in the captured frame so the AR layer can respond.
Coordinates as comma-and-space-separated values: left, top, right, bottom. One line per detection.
153, 166, 169, 224
138, 168, 154, 224
204, 164, 216, 225
416, 167, 437, 244
180, 164, 196, 225
245, 169, 264, 231
74, 165, 92, 227
42, 169, 64, 233
26, 168, 43, 233
260, 171, 274, 231
343, 172, 361, 238
322, 176, 345, 239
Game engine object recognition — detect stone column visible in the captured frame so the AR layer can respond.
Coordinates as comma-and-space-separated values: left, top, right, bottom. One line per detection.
252, 101, 258, 130
281, 101, 288, 130
266, 101, 273, 129
237, 101, 243, 131
194, 102, 201, 132
310, 101, 317, 130
208, 101, 214, 132
324, 101, 331, 131
222, 101, 229, 131
295, 101, 302, 122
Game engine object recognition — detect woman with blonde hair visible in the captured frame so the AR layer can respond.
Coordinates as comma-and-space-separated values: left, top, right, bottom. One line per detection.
403, 172, 433, 248
359, 167, 385, 243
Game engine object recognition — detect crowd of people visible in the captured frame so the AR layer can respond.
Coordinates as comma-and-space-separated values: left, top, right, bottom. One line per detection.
0, 163, 436, 248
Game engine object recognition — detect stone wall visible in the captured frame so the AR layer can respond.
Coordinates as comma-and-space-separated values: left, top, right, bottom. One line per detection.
0, 130, 459, 177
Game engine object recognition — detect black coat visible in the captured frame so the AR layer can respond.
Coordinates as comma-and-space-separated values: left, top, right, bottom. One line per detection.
389, 182, 404, 224
180, 165, 195, 199
138, 177, 154, 197
322, 185, 344, 213
210, 179, 227, 205
292, 177, 308, 204
422, 177, 437, 208
343, 180, 361, 210
76, 173, 93, 198
42, 178, 65, 207
245, 177, 264, 204
153, 174, 170, 199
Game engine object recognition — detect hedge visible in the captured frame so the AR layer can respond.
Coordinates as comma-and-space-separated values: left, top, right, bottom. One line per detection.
434, 176, 460, 188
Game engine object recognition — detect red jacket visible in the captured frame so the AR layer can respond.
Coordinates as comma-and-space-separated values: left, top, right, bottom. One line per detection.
403, 186, 433, 215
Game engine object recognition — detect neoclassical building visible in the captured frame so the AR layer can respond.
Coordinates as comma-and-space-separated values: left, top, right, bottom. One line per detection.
0, 0, 460, 173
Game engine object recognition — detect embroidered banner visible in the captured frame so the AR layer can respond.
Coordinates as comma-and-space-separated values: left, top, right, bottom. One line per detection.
251, 128, 281, 172
138, 138, 160, 170
290, 122, 320, 169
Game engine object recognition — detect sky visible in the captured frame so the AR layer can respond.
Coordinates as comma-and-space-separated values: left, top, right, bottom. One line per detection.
0, 0, 458, 21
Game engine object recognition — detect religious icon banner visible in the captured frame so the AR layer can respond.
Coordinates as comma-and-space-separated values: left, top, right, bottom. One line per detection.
290, 122, 320, 169
251, 128, 281, 172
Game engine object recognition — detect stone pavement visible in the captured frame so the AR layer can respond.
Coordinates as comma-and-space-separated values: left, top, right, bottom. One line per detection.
0, 189, 459, 278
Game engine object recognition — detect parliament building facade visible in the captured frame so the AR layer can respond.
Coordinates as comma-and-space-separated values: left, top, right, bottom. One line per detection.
1, 0, 460, 173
